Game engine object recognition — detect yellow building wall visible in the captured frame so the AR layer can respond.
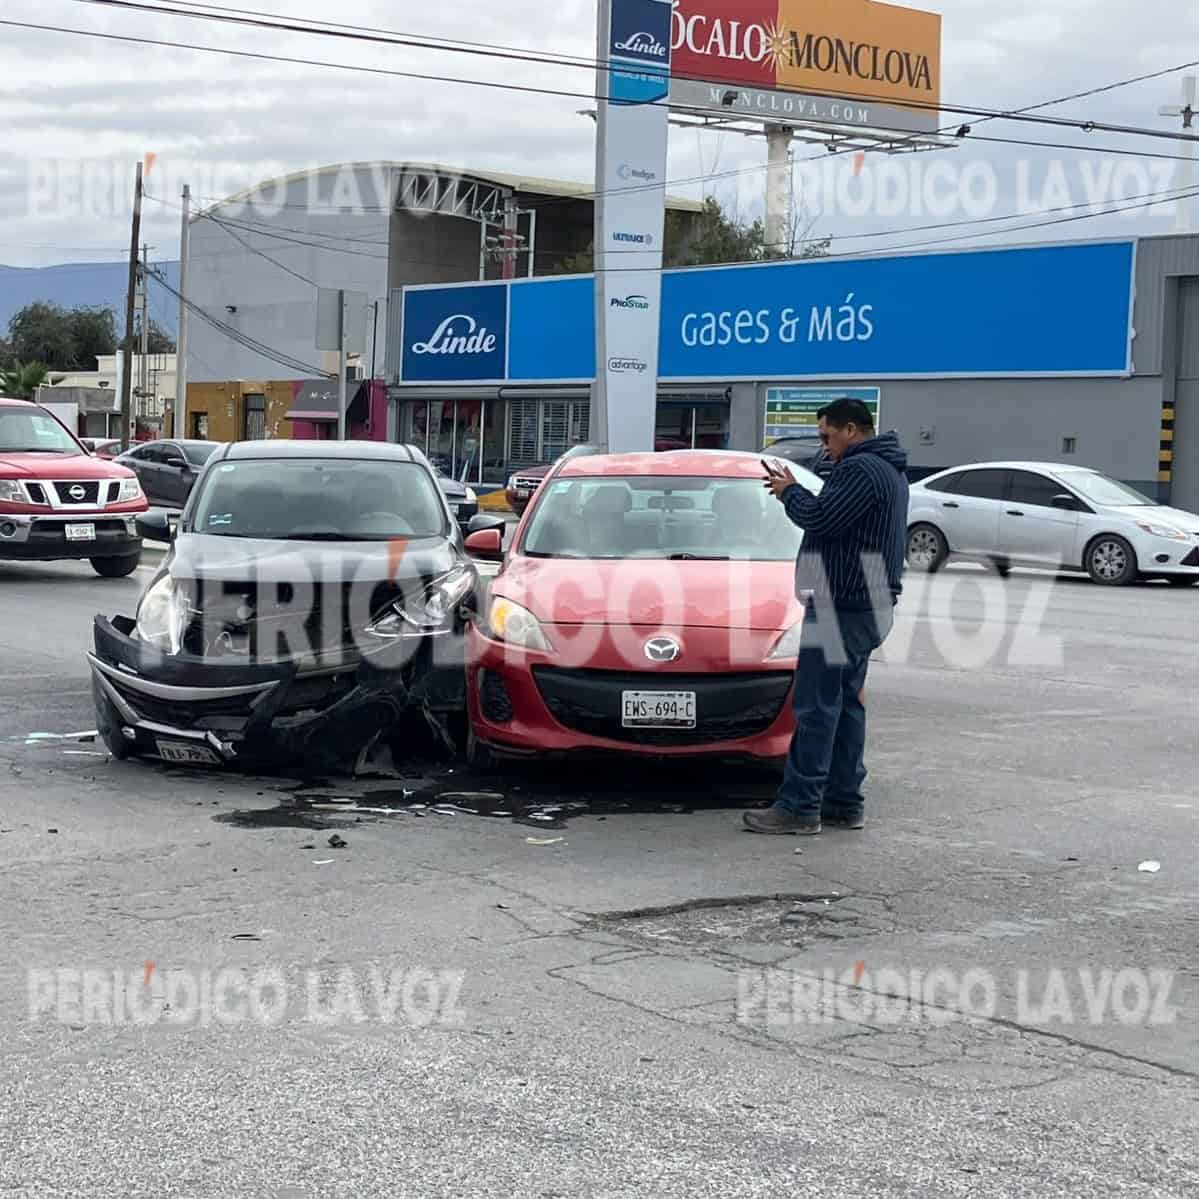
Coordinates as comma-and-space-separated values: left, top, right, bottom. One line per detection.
176, 381, 299, 442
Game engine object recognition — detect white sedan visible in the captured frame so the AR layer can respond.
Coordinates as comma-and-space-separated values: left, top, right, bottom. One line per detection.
906, 461, 1199, 587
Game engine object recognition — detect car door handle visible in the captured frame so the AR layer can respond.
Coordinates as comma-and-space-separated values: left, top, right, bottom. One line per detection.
1006, 510, 1024, 516
942, 501, 959, 509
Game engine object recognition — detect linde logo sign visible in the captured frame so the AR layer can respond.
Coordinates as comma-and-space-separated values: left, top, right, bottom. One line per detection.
617, 164, 658, 182
609, 357, 648, 373
613, 231, 654, 245
613, 31, 668, 59
611, 295, 651, 310
411, 314, 497, 356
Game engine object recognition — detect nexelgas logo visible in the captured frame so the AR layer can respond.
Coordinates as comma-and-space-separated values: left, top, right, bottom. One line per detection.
610, 295, 650, 310
617, 164, 658, 182
613, 31, 668, 59
613, 231, 654, 245
411, 315, 497, 356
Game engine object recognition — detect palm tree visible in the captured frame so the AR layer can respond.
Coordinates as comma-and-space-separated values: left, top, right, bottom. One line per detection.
0, 362, 49, 399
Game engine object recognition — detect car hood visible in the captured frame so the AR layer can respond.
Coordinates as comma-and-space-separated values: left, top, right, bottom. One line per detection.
494, 556, 801, 630
164, 532, 463, 585
437, 477, 469, 499
0, 451, 134, 480
1104, 504, 1199, 533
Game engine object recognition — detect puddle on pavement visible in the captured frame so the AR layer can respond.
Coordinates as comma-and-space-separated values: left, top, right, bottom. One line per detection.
216, 757, 781, 832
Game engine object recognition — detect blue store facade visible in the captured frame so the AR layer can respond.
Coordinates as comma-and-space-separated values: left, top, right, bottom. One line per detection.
386, 234, 1199, 508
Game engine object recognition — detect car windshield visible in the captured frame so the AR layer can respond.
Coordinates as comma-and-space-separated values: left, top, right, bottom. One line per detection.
192, 459, 447, 541
521, 474, 815, 561
182, 443, 218, 466
1062, 472, 1156, 508
0, 408, 79, 454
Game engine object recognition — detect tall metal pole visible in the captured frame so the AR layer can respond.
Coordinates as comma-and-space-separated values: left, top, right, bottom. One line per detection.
176, 183, 191, 439
337, 289, 348, 441
139, 243, 150, 427
1161, 76, 1196, 233
502, 193, 518, 280
119, 162, 143, 453
765, 125, 794, 257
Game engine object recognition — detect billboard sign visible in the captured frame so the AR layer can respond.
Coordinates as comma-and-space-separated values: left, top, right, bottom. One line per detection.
668, 0, 942, 135
400, 283, 508, 383
764, 387, 881, 446
399, 240, 1136, 383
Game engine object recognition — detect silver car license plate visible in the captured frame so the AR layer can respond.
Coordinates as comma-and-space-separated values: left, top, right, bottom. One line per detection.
621, 691, 697, 729
155, 740, 220, 765
65, 523, 96, 541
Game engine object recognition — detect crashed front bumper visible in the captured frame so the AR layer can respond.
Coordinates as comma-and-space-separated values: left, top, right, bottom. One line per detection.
89, 616, 464, 765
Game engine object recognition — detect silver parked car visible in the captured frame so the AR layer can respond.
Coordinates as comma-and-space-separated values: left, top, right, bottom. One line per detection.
906, 461, 1199, 586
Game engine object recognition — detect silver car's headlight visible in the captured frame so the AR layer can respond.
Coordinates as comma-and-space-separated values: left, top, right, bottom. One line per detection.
1136, 521, 1189, 541
115, 477, 143, 503
464, 487, 477, 505
136, 574, 190, 655
768, 620, 804, 660
367, 564, 475, 639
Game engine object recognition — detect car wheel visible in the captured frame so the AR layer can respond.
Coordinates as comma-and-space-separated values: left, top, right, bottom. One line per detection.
1086, 535, 1138, 586
465, 720, 495, 771
1166, 576, 1199, 587
91, 553, 141, 578
907, 524, 948, 573
92, 677, 133, 760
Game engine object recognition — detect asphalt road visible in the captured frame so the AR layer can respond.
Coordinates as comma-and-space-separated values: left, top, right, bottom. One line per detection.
1, 557, 1197, 1197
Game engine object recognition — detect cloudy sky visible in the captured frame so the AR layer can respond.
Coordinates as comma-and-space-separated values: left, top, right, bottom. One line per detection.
1, 0, 1197, 269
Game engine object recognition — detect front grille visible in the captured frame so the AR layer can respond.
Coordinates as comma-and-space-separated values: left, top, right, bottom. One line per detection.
24, 483, 48, 505
480, 669, 514, 723
107, 680, 259, 729
512, 477, 543, 490
53, 481, 102, 505
532, 667, 792, 748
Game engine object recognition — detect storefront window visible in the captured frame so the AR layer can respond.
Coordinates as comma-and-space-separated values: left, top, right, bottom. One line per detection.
481, 398, 508, 485
654, 402, 729, 451
694, 405, 729, 449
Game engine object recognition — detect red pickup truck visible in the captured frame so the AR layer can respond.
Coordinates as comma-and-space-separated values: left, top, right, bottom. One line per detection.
0, 398, 148, 576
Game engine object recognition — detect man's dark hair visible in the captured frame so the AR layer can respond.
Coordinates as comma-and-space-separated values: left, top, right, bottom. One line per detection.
817, 397, 875, 431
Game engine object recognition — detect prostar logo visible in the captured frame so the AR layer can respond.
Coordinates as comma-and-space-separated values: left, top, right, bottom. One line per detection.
610, 295, 651, 310
411, 314, 497, 356
617, 164, 658, 182
608, 357, 648, 374
613, 31, 668, 59
613, 231, 654, 245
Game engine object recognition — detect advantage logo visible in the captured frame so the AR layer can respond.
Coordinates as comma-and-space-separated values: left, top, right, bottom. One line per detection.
608, 357, 649, 374
610, 295, 651, 310
411, 314, 497, 356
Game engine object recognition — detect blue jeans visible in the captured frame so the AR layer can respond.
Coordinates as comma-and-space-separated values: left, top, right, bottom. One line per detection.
778, 605, 891, 820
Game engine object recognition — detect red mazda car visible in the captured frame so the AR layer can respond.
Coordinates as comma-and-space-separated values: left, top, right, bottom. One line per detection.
464, 450, 821, 765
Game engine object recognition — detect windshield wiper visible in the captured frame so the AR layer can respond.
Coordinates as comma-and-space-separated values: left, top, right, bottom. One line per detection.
668, 553, 730, 560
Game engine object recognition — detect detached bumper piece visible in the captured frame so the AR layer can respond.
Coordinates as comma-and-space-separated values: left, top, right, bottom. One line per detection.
89, 616, 436, 769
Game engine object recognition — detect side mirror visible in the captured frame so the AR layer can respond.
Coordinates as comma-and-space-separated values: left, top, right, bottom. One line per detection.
165, 455, 189, 470
467, 513, 507, 537
464, 528, 503, 561
1052, 494, 1079, 511
135, 510, 174, 543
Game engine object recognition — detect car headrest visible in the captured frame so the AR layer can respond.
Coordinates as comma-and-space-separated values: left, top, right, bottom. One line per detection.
712, 486, 760, 521
585, 485, 632, 517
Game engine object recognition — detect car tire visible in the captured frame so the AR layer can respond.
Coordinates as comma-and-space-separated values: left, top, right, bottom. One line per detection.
91, 553, 140, 578
1085, 535, 1138, 586
906, 523, 949, 573
1166, 576, 1199, 587
92, 677, 133, 760
465, 721, 495, 771
990, 556, 1011, 579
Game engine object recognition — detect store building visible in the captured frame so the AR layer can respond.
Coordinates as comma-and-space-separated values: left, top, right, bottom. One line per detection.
389, 234, 1199, 510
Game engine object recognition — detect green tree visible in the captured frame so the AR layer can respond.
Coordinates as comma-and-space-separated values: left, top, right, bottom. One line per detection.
7, 302, 120, 370
120, 318, 175, 355
1, 362, 50, 399
68, 306, 118, 367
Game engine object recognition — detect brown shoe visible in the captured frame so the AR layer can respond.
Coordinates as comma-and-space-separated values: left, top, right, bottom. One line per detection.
743, 806, 822, 835
822, 812, 865, 830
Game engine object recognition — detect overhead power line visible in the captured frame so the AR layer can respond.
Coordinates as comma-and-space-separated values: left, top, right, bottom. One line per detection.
61, 0, 1199, 145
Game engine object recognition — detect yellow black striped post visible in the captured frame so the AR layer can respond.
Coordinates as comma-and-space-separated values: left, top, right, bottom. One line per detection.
1160, 402, 1175, 489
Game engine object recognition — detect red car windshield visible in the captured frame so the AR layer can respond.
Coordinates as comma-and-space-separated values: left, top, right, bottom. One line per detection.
521, 475, 812, 562
0, 408, 80, 454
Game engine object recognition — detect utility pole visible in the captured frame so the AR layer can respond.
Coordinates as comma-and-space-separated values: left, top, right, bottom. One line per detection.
176, 183, 191, 439
119, 162, 143, 452
764, 125, 793, 258
1161, 75, 1197, 234
139, 242, 150, 427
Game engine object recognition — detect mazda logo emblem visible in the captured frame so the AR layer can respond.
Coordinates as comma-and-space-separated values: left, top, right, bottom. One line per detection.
644, 636, 681, 664
68, 485, 86, 500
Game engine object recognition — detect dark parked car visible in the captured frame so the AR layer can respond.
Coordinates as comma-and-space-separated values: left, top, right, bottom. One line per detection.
117, 439, 221, 507
88, 440, 505, 770
434, 470, 480, 535
763, 437, 834, 479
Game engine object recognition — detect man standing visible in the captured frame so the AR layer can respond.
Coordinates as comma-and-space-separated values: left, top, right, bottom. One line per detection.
745, 398, 909, 835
